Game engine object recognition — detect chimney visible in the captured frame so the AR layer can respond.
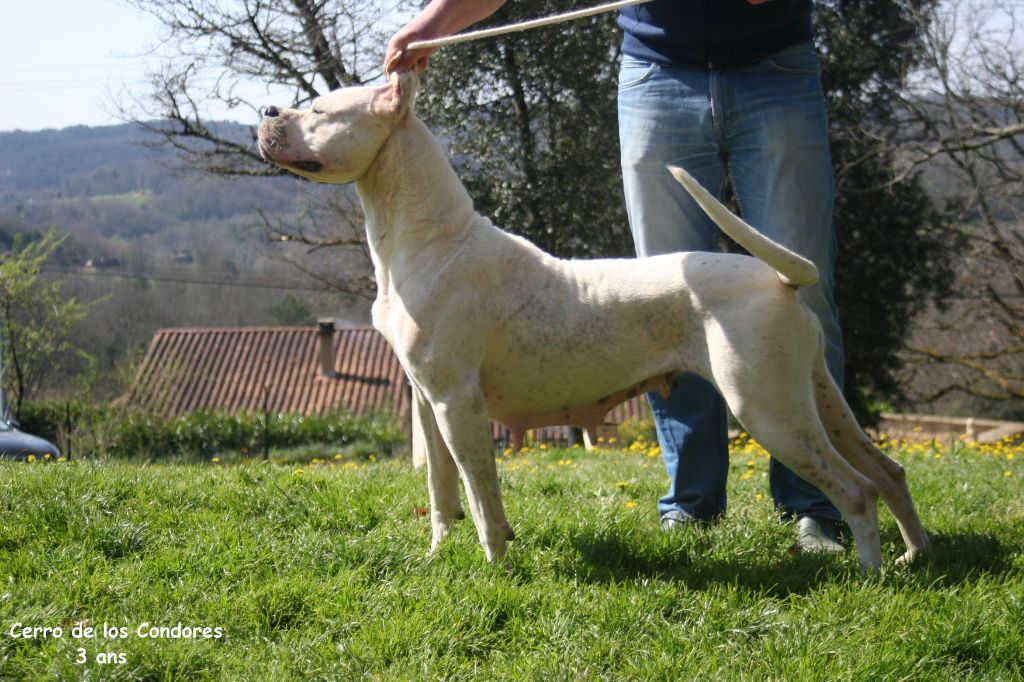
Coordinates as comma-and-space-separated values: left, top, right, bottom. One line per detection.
317, 318, 338, 378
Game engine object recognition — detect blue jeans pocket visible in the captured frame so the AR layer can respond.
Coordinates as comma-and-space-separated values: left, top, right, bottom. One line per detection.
618, 59, 658, 90
762, 41, 821, 76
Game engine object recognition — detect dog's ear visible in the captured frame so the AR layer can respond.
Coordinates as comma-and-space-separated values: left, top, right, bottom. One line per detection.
373, 70, 419, 120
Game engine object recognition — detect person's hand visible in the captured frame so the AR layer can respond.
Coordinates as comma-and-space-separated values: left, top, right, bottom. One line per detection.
384, 23, 438, 76
384, 0, 507, 75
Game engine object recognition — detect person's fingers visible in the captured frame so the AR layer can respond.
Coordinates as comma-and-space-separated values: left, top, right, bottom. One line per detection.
385, 26, 439, 74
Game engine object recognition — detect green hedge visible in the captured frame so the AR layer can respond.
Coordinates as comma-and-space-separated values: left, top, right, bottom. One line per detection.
17, 400, 405, 460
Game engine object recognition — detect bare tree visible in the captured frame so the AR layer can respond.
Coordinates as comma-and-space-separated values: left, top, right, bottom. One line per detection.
123, 0, 401, 172
896, 0, 1023, 416
259, 187, 378, 299
121, 0, 409, 296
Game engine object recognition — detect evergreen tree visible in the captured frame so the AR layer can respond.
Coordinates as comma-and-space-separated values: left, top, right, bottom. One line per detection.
418, 1, 630, 258
420, 0, 955, 419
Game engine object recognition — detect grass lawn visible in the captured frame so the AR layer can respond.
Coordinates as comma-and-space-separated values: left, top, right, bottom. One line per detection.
1, 439, 1021, 680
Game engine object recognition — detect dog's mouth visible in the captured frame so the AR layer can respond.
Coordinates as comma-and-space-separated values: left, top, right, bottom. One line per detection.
257, 140, 274, 164
257, 124, 323, 174
291, 160, 323, 173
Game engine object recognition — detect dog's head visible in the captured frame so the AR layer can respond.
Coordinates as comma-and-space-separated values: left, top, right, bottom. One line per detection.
258, 70, 419, 183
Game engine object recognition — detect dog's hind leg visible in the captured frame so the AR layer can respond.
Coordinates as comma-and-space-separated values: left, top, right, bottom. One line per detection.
812, 357, 930, 564
723, 366, 884, 571
430, 383, 515, 563
413, 384, 465, 553
741, 413, 884, 571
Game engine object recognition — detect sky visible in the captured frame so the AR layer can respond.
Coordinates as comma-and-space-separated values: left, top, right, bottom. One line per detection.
0, 0, 1014, 133
0, 0, 296, 133
0, 1, 166, 131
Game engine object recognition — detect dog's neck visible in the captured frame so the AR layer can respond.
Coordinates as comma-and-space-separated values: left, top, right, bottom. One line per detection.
356, 113, 477, 267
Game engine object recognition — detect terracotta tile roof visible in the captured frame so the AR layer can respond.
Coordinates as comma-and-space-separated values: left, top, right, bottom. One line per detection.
122, 325, 410, 421
122, 324, 652, 444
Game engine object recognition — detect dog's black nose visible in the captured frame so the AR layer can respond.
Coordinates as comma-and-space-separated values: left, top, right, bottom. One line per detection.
261, 106, 280, 118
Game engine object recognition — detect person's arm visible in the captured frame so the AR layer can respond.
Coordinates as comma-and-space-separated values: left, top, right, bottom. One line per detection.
385, 0, 508, 74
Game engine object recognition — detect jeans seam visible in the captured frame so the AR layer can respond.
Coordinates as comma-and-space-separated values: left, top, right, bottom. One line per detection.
709, 69, 725, 149
726, 163, 745, 224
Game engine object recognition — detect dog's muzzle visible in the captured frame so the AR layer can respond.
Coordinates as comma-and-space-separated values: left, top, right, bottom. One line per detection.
257, 108, 323, 173
257, 113, 281, 160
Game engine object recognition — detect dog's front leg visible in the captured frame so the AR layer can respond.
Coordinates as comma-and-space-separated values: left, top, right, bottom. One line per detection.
431, 385, 514, 563
412, 384, 465, 552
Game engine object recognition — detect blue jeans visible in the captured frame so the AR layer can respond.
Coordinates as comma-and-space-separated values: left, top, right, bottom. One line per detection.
618, 41, 842, 522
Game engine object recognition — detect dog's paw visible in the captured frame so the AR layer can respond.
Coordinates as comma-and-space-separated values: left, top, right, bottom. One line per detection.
894, 547, 926, 566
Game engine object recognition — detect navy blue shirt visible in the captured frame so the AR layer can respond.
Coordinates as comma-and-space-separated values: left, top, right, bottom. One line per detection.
619, 0, 814, 68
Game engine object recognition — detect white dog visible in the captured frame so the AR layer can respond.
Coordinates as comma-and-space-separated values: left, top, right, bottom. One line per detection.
258, 71, 929, 571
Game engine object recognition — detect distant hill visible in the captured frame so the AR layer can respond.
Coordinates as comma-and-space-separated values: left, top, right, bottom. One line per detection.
0, 122, 263, 193
0, 122, 370, 401
0, 124, 158, 194
0, 123, 302, 253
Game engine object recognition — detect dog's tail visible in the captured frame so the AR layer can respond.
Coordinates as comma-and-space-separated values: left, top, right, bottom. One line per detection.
667, 165, 819, 288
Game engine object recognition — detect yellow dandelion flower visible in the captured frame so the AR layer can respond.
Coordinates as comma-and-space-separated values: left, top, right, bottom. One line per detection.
625, 501, 639, 510
334, 453, 343, 460
615, 481, 628, 489
1005, 471, 1013, 478
755, 493, 765, 501
44, 453, 51, 460
27, 455, 35, 463
294, 468, 304, 476
211, 457, 220, 463
369, 454, 377, 462
57, 456, 66, 463
741, 470, 754, 480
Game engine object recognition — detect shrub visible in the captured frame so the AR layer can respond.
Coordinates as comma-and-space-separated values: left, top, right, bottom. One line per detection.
17, 400, 405, 460
616, 417, 657, 448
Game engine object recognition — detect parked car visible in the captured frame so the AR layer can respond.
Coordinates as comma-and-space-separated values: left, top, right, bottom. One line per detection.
0, 414, 61, 461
